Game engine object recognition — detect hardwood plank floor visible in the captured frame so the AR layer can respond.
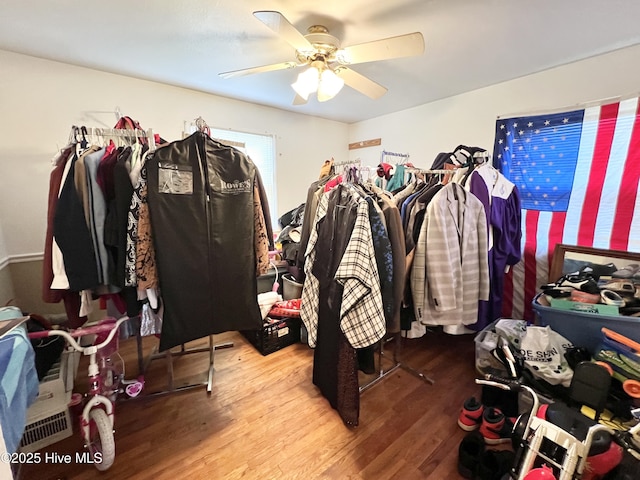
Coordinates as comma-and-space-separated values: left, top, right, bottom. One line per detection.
19, 327, 482, 479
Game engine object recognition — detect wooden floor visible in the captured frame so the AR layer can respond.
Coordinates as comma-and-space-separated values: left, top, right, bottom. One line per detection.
20, 327, 481, 480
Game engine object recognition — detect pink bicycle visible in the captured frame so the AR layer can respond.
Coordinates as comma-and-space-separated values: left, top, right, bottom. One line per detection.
29, 316, 143, 471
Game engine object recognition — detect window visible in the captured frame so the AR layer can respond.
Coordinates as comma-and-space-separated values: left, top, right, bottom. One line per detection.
186, 125, 278, 229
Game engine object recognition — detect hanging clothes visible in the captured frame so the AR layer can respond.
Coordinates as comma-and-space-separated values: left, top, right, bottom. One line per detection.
43, 123, 163, 327
301, 181, 393, 425
53, 147, 100, 292
410, 182, 490, 329
42, 144, 88, 328
467, 163, 522, 328
366, 183, 406, 333
145, 131, 272, 351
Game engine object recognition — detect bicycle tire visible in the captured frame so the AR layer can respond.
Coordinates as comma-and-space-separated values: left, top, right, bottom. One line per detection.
88, 408, 116, 471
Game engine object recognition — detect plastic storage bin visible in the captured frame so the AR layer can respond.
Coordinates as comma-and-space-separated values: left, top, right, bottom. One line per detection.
532, 294, 640, 353
240, 317, 301, 356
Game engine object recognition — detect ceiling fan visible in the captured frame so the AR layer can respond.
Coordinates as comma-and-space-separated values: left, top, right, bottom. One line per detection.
219, 10, 425, 104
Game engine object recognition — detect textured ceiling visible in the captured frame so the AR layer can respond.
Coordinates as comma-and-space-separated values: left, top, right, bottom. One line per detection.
1, 0, 640, 123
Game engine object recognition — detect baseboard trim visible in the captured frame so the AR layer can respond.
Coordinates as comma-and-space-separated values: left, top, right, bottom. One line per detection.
5, 253, 44, 265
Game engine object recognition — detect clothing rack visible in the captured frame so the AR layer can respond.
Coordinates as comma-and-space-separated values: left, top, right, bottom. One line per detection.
359, 333, 435, 393
381, 150, 410, 161
70, 126, 157, 152
333, 158, 362, 168
71, 123, 228, 397
405, 167, 454, 175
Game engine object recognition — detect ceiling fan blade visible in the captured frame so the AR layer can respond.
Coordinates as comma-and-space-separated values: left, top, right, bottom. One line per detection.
292, 94, 308, 106
253, 10, 314, 53
219, 61, 299, 79
334, 67, 388, 99
338, 32, 424, 65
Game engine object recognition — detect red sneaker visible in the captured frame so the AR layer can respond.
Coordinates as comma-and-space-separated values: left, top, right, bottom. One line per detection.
479, 407, 514, 445
457, 397, 484, 431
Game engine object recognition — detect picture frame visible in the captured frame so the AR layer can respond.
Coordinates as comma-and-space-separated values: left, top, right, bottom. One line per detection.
549, 243, 640, 282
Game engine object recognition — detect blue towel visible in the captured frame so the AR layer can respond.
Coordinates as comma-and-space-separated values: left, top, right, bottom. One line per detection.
0, 326, 39, 453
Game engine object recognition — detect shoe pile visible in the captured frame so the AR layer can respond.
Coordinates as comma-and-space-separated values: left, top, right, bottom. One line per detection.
540, 263, 640, 315
457, 397, 516, 480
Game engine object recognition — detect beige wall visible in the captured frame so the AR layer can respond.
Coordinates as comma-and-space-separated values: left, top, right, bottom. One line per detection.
0, 263, 14, 307
7, 260, 65, 316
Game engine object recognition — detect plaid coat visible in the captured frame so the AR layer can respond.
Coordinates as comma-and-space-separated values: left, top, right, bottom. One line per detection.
410, 182, 489, 326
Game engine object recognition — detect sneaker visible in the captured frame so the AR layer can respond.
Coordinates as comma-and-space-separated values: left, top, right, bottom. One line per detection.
457, 397, 484, 431
541, 273, 600, 293
612, 264, 640, 279
457, 431, 485, 479
479, 407, 514, 445
475, 449, 516, 480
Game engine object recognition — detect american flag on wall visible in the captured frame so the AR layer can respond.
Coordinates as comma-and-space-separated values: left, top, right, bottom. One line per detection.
494, 97, 640, 321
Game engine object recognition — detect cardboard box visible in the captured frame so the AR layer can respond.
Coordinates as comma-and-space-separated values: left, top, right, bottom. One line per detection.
549, 298, 620, 316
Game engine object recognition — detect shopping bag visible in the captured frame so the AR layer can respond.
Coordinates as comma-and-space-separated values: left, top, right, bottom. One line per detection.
520, 325, 574, 387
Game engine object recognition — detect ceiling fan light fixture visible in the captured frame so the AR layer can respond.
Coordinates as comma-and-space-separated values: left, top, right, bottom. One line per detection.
317, 68, 344, 102
335, 49, 352, 65
291, 65, 320, 100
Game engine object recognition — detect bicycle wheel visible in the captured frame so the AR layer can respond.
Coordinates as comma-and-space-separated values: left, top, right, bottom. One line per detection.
88, 408, 116, 471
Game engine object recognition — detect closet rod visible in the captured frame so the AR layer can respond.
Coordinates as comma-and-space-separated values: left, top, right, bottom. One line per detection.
81, 127, 151, 137
333, 158, 362, 168
405, 167, 453, 175
71, 125, 157, 152
381, 150, 410, 158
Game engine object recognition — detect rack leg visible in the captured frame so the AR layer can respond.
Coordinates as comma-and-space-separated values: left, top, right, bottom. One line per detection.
394, 334, 434, 385
134, 332, 234, 397
206, 339, 234, 393
359, 333, 435, 393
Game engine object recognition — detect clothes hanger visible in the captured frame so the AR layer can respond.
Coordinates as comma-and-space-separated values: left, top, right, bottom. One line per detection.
194, 116, 211, 136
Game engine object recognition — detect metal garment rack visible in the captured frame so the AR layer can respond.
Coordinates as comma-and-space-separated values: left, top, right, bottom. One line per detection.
405, 167, 454, 175
135, 333, 234, 396
359, 333, 435, 393
381, 149, 410, 161
73, 126, 157, 152
333, 158, 362, 168
75, 120, 231, 397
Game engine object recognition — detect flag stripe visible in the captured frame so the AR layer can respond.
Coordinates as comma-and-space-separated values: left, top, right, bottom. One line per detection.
628, 182, 640, 253
523, 210, 540, 320
561, 106, 601, 247
593, 98, 638, 249
502, 267, 514, 318
512, 223, 527, 319
611, 99, 640, 251
511, 257, 525, 319
547, 211, 566, 276
577, 103, 619, 246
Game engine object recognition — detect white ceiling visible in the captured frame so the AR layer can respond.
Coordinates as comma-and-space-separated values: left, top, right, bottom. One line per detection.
2, 0, 640, 124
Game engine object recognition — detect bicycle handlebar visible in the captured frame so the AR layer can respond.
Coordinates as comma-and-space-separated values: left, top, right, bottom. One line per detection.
28, 317, 128, 354
475, 374, 523, 391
